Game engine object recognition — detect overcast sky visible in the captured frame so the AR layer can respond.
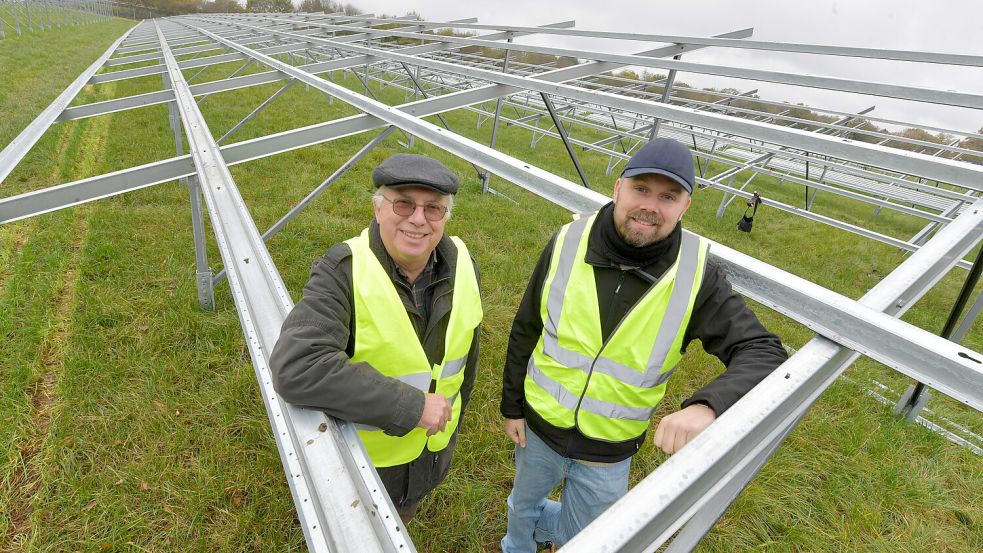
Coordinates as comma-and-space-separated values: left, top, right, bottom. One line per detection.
324, 0, 983, 135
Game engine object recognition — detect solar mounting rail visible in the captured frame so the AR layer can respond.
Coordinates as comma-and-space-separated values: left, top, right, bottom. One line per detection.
1, 12, 980, 552
189, 13, 982, 265
320, 34, 980, 263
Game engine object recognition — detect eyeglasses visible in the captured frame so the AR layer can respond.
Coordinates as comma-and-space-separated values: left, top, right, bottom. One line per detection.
380, 195, 449, 222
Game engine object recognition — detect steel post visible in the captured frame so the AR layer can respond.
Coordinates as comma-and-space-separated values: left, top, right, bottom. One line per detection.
11, 0, 21, 35
650, 54, 682, 140
188, 174, 214, 310
541, 92, 591, 188
896, 244, 983, 420
952, 288, 983, 344
162, 66, 214, 310
482, 39, 513, 193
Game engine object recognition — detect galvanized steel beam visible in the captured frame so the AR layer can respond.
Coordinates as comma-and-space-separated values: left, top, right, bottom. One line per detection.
152, 19, 412, 553
206, 14, 983, 110
278, 13, 983, 67
191, 16, 983, 191
0, 28, 131, 184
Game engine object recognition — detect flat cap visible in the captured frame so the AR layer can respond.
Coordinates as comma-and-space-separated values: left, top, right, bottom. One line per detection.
372, 153, 459, 195
621, 138, 695, 194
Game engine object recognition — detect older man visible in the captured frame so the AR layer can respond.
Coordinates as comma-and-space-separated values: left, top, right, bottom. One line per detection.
500, 138, 788, 552
270, 153, 482, 524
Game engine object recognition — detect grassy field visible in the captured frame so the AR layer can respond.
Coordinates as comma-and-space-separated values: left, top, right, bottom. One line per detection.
1, 19, 981, 552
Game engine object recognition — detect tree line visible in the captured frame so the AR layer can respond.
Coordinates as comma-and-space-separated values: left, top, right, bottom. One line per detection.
133, 0, 364, 16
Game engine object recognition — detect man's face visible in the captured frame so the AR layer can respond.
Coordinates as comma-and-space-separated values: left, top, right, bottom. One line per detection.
612, 174, 692, 247
373, 185, 449, 270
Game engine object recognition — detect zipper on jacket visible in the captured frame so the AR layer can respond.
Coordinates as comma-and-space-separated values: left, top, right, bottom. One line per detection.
571, 268, 665, 441
422, 281, 452, 347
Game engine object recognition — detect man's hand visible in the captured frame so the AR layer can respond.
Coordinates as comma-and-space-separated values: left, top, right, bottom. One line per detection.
417, 393, 452, 436
504, 418, 526, 448
653, 403, 716, 455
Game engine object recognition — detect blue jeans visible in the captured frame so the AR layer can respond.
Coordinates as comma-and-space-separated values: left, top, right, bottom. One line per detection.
501, 423, 632, 553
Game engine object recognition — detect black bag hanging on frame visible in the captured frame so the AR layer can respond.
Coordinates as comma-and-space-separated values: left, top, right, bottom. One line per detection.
737, 191, 763, 233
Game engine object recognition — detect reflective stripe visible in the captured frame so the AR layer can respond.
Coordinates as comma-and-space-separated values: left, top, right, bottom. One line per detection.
440, 355, 468, 379
642, 231, 702, 376
541, 219, 702, 389
398, 371, 433, 392
543, 216, 592, 354
528, 360, 657, 422
355, 371, 430, 433
542, 336, 676, 388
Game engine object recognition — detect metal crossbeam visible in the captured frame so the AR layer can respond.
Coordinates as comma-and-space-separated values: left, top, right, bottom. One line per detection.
272, 13, 983, 67
192, 16, 983, 191
0, 28, 131, 183
211, 14, 983, 110
2, 26, 740, 223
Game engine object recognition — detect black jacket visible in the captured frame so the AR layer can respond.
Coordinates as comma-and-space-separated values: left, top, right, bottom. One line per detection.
500, 203, 787, 463
270, 220, 481, 509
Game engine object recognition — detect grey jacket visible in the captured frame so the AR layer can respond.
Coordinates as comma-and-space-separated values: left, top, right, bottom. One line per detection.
269, 221, 481, 508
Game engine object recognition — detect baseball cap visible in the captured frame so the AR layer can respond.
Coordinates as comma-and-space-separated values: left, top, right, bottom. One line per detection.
621, 138, 695, 194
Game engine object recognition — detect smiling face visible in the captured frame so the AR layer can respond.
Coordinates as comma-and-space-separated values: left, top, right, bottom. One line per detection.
612, 173, 692, 246
373, 185, 450, 278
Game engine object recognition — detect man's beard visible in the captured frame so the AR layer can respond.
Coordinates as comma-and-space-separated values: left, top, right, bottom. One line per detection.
616, 209, 666, 247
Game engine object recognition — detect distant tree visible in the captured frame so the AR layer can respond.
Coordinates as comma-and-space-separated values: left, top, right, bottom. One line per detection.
956, 126, 983, 163
247, 0, 292, 12
294, 0, 362, 14
140, 0, 200, 16
297, 0, 326, 12
201, 0, 245, 13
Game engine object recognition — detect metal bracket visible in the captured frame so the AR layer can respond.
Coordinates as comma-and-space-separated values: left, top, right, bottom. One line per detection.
894, 384, 933, 423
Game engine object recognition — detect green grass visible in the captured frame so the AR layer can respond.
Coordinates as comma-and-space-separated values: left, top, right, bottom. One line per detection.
0, 23, 981, 552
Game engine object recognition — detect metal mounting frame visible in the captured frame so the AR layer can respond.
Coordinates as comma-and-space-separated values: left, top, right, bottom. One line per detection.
1, 11, 981, 552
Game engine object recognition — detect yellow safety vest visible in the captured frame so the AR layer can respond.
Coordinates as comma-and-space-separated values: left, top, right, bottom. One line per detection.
346, 229, 482, 467
524, 213, 708, 442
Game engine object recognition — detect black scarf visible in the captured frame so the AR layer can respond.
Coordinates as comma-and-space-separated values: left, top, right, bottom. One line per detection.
595, 202, 680, 268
